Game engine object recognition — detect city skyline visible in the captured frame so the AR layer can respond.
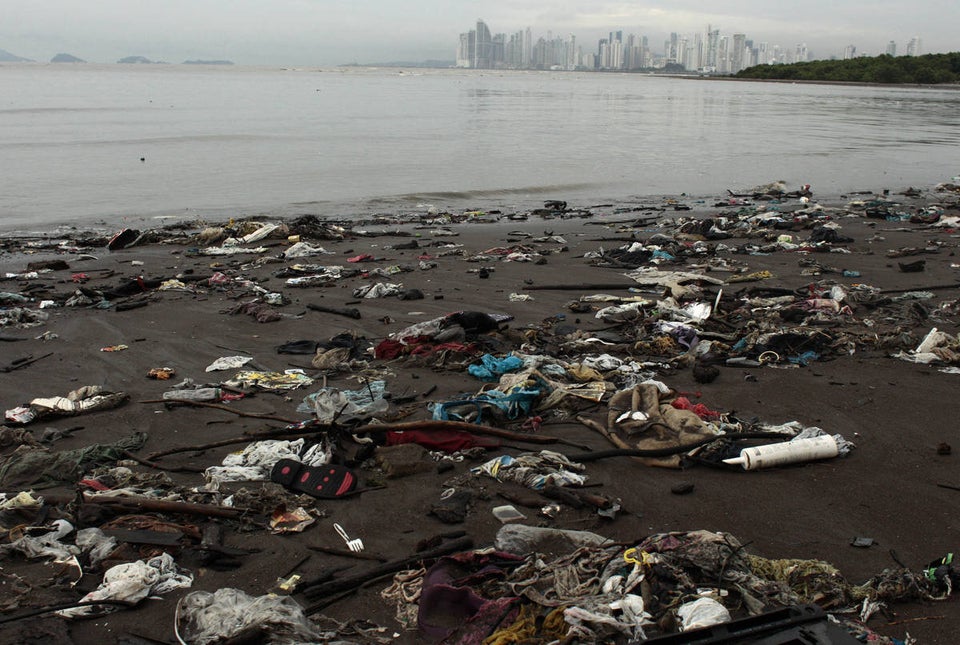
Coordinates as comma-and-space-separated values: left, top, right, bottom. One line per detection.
457, 19, 926, 73
0, 1, 954, 67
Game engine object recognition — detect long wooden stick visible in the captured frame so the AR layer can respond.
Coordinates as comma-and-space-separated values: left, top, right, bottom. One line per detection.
141, 398, 299, 424
352, 419, 590, 449
880, 283, 960, 295
307, 303, 362, 319
145, 434, 306, 461
121, 449, 205, 473
88, 496, 244, 519
307, 544, 387, 562
525, 283, 638, 291
0, 352, 54, 373
303, 535, 474, 607
37, 493, 246, 519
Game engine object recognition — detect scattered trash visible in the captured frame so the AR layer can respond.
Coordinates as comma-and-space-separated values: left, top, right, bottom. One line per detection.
2, 182, 958, 643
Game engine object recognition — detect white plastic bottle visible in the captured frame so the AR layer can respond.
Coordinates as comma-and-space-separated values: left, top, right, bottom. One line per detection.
723, 435, 839, 470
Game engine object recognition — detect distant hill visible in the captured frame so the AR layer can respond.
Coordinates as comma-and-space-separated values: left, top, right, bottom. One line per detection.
182, 59, 234, 65
51, 53, 85, 63
118, 56, 167, 64
736, 52, 960, 84
0, 47, 33, 62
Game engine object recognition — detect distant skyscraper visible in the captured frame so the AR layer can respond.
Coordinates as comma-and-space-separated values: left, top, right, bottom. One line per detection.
718, 36, 729, 72
524, 27, 532, 67
732, 34, 746, 72
456, 31, 475, 67
885, 41, 897, 56
906, 37, 921, 56
667, 32, 680, 63
843, 45, 856, 60
705, 26, 720, 71
474, 19, 493, 68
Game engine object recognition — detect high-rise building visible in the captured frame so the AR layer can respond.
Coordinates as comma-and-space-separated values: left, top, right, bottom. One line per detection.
491, 33, 506, 67
731, 34, 746, 72
718, 36, 729, 73
474, 20, 493, 68
705, 26, 720, 71
623, 34, 649, 70
757, 42, 769, 65
843, 45, 856, 60
772, 45, 784, 64
745, 40, 758, 68
885, 41, 897, 56
906, 37, 921, 56
667, 32, 680, 64
456, 31, 475, 67
599, 37, 623, 69
505, 30, 524, 67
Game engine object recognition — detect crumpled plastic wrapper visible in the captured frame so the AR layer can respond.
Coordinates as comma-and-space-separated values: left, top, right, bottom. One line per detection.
176, 588, 325, 644
5, 385, 130, 425
58, 553, 193, 618
269, 506, 315, 534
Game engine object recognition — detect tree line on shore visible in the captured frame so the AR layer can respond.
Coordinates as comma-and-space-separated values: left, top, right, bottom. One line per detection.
735, 52, 960, 84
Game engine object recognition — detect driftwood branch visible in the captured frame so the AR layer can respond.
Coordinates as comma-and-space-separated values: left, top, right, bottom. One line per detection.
145, 434, 306, 461
37, 493, 247, 519
880, 282, 960, 295
0, 600, 138, 625
306, 303, 362, 319
525, 283, 638, 291
140, 398, 300, 424
144, 424, 335, 461
352, 419, 590, 449
306, 544, 387, 562
303, 535, 474, 608
0, 352, 54, 373
121, 450, 204, 473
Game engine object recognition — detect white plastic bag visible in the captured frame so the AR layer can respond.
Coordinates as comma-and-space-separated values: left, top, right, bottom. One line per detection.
677, 597, 731, 631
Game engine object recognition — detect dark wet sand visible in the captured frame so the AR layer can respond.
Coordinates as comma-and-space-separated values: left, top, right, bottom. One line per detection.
1, 187, 959, 643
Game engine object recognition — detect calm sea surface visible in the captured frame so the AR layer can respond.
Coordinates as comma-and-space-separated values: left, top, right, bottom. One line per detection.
2, 64, 960, 231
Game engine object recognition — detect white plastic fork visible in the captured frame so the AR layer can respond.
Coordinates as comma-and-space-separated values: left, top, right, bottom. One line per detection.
333, 523, 364, 552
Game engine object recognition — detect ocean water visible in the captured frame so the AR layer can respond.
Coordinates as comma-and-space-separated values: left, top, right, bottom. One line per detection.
2, 63, 960, 231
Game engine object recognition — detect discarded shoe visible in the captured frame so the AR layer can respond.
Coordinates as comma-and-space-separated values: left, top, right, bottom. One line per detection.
270, 459, 357, 499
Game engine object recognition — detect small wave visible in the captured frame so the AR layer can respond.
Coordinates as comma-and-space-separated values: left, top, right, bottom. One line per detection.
0, 107, 142, 115
0, 133, 276, 149
363, 183, 605, 205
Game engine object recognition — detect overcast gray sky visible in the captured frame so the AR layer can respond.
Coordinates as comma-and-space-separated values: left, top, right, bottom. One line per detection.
1, 0, 954, 65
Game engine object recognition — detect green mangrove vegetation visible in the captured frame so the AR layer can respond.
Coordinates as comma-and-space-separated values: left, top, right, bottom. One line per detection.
735, 52, 960, 84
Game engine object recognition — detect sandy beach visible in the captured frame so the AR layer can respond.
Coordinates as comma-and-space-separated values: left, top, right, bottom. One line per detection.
2, 183, 960, 644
